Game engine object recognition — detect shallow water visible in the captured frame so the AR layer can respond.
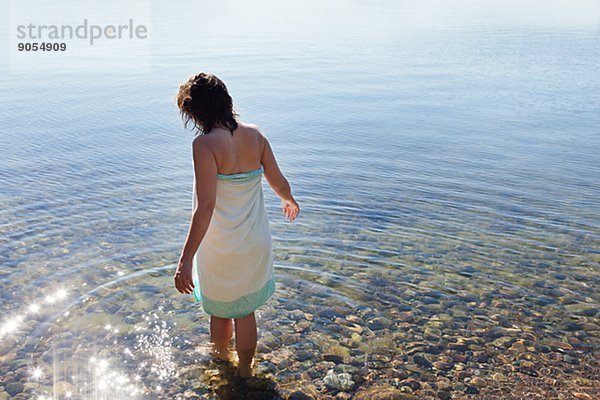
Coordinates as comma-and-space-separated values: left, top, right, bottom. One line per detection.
1, 0, 599, 399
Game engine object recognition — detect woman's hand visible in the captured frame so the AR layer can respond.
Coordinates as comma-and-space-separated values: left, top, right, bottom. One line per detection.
281, 197, 300, 222
174, 257, 195, 295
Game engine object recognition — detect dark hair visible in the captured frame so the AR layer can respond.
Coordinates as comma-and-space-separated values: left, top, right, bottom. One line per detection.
176, 72, 239, 136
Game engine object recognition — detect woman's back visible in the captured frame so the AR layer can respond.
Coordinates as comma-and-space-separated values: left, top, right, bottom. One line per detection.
204, 121, 263, 175
196, 121, 293, 201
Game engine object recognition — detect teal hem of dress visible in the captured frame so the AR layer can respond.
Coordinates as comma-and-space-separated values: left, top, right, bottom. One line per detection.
217, 165, 263, 182
192, 275, 276, 319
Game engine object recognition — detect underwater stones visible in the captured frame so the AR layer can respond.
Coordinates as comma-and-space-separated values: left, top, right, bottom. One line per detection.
546, 340, 573, 351
5, 382, 24, 396
573, 393, 594, 400
412, 354, 432, 369
319, 307, 340, 320
55, 381, 75, 396
432, 360, 454, 371
287, 391, 315, 400
565, 304, 598, 317
358, 335, 395, 354
255, 360, 277, 375
287, 309, 305, 321
368, 316, 393, 331
448, 341, 468, 352
436, 390, 452, 400
508, 340, 527, 353
491, 372, 508, 382
470, 376, 486, 387
323, 369, 354, 391
400, 385, 413, 393
423, 327, 442, 340
435, 377, 452, 391
263, 347, 294, 365
354, 385, 410, 400
581, 322, 600, 332
323, 354, 344, 364
396, 311, 414, 322
326, 345, 351, 361
457, 265, 477, 277
294, 320, 312, 332
464, 385, 479, 394
492, 336, 514, 348
295, 350, 313, 362
399, 378, 421, 391
366, 353, 393, 369
472, 352, 490, 363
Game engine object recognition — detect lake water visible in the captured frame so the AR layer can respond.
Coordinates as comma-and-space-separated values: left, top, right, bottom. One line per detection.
1, 0, 599, 399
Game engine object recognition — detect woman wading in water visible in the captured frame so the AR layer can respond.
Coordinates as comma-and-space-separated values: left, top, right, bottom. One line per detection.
173, 72, 299, 378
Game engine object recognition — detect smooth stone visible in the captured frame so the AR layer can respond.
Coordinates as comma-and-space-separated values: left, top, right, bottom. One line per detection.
295, 350, 312, 362
400, 386, 413, 393
464, 385, 479, 394
509, 340, 526, 353
437, 390, 452, 400
288, 390, 315, 400
413, 354, 432, 369
354, 386, 414, 400
323, 354, 344, 364
55, 380, 76, 396
433, 361, 454, 371
323, 369, 354, 391
573, 393, 593, 400
399, 379, 421, 391
5, 382, 24, 396
491, 372, 508, 382
470, 377, 486, 387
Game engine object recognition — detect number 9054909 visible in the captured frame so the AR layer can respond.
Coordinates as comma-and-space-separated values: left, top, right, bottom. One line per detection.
18, 42, 66, 51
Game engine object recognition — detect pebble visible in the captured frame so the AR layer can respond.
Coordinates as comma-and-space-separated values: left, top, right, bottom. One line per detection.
437, 390, 452, 400
492, 372, 508, 382
509, 340, 526, 352
464, 385, 479, 394
353, 386, 409, 400
323, 369, 354, 391
5, 382, 24, 396
470, 377, 486, 387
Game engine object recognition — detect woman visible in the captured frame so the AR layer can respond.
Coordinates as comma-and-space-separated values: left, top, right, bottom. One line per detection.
173, 72, 300, 378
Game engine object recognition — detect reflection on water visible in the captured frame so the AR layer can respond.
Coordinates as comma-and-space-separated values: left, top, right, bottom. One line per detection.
1, 0, 599, 398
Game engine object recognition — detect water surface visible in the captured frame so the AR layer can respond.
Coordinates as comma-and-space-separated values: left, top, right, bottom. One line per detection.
1, 0, 599, 399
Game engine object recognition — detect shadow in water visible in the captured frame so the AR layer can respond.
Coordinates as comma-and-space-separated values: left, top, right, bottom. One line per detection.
207, 357, 284, 400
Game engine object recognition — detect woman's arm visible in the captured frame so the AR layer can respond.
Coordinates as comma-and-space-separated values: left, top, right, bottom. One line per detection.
179, 137, 218, 262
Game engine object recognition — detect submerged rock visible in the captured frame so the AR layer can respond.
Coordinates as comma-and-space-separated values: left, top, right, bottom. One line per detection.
354, 385, 413, 400
323, 369, 354, 391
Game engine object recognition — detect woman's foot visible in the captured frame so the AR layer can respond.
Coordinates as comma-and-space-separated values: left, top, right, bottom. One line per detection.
210, 343, 231, 362
237, 364, 253, 378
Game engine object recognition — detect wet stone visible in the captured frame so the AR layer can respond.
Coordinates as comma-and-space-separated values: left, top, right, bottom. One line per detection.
437, 390, 452, 400
5, 382, 24, 396
323, 369, 354, 391
324, 354, 344, 364
354, 386, 408, 400
399, 379, 421, 391
465, 385, 479, 394
470, 377, 486, 387
413, 354, 432, 369
295, 350, 312, 362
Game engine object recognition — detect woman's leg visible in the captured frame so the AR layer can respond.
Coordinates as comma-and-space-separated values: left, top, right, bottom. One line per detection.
234, 311, 257, 378
210, 316, 233, 361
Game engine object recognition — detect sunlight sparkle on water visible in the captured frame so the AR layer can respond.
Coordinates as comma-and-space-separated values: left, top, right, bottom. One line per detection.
30, 366, 44, 380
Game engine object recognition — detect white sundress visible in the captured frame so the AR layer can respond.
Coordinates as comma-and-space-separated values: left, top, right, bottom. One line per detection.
191, 165, 276, 318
